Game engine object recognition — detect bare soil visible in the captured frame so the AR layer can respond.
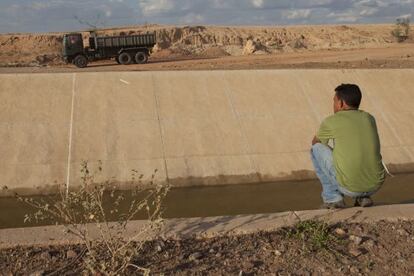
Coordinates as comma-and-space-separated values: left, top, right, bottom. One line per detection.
0, 44, 414, 74
1, 220, 413, 275
0, 24, 413, 73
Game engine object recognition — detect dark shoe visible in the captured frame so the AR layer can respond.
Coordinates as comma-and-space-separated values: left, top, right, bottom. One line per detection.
354, 196, 373, 207
320, 200, 346, 209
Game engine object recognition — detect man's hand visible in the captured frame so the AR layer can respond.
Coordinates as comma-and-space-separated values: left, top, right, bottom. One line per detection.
312, 136, 321, 145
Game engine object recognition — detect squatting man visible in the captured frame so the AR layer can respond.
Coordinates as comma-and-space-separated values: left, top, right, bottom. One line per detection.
311, 84, 386, 209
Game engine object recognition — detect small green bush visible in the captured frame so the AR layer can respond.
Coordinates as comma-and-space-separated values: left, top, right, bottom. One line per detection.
285, 220, 337, 252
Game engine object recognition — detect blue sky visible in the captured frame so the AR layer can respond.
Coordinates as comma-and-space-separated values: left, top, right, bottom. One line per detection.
0, 0, 413, 33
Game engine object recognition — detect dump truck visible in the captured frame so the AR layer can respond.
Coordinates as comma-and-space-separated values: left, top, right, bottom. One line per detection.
62, 31, 156, 68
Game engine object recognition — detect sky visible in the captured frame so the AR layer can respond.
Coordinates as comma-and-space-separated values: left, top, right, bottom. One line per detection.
0, 0, 412, 34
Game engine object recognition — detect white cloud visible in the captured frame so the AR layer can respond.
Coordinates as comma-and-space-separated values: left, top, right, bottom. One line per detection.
327, 10, 360, 22
251, 0, 264, 8
398, 13, 412, 19
337, 16, 358, 22
355, 0, 376, 7
31, 0, 64, 11
359, 7, 379, 16
284, 9, 312, 19
179, 13, 204, 24
375, 1, 390, 8
5, 3, 20, 12
31, 2, 50, 10
1, 0, 414, 33
138, 0, 175, 15
212, 0, 227, 9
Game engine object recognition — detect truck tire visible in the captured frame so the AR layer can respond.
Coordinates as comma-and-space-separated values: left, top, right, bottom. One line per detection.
73, 55, 88, 68
135, 51, 148, 64
118, 52, 132, 65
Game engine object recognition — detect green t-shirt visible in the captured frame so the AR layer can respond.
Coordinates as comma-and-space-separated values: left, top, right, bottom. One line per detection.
316, 110, 385, 192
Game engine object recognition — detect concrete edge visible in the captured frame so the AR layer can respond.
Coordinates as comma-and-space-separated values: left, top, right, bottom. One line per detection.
1, 204, 413, 250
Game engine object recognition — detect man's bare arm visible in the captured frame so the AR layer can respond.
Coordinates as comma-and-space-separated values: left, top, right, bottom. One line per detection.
312, 136, 321, 145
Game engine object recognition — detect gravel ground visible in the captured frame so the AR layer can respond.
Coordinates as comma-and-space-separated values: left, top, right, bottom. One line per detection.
1, 220, 413, 275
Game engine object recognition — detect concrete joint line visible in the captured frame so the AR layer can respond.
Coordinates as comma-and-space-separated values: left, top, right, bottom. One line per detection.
202, 75, 227, 163
223, 75, 258, 174
66, 73, 76, 195
380, 116, 413, 160
151, 73, 170, 183
355, 74, 414, 161
298, 80, 322, 124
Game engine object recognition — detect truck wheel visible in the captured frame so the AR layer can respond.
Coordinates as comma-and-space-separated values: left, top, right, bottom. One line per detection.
118, 52, 132, 65
73, 55, 88, 68
135, 52, 148, 64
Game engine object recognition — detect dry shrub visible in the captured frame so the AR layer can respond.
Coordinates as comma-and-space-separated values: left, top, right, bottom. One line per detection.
16, 161, 170, 275
392, 17, 410, 42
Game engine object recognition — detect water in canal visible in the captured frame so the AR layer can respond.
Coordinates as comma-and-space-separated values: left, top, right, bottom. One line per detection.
0, 173, 413, 229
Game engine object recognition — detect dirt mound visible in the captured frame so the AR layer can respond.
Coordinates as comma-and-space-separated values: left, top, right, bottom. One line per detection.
0, 24, 401, 67
199, 47, 230, 58
242, 39, 271, 55
0, 34, 63, 67
151, 47, 194, 60
243, 39, 257, 55
35, 54, 62, 65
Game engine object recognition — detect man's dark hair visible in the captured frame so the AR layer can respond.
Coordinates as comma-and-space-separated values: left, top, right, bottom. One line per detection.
335, 83, 362, 108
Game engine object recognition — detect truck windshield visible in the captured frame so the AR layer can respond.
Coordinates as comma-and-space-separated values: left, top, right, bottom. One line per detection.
69, 35, 79, 44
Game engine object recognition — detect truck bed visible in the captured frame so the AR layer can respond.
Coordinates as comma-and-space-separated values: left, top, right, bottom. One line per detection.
93, 33, 156, 49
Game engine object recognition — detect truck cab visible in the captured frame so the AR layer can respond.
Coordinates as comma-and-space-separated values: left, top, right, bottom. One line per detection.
62, 33, 86, 65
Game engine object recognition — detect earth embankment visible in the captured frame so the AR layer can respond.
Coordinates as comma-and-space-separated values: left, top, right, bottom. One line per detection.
0, 24, 409, 67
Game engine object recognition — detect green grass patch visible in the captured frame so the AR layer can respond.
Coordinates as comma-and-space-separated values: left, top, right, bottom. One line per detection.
285, 220, 337, 252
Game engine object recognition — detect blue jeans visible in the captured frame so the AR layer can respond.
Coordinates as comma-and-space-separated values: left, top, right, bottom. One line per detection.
310, 143, 377, 203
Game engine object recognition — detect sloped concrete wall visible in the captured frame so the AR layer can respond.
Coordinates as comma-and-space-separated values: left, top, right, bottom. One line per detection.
1, 70, 413, 195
